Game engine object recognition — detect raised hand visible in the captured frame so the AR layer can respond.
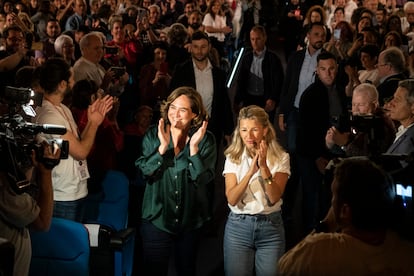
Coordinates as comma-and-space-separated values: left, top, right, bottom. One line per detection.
88, 95, 113, 126
158, 118, 171, 155
190, 121, 207, 147
257, 140, 268, 168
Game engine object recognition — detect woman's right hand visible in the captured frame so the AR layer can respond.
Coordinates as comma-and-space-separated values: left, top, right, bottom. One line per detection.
158, 118, 170, 155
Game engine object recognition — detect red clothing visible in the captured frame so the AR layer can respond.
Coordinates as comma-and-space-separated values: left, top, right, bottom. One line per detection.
138, 63, 170, 110
71, 108, 124, 171
105, 39, 143, 68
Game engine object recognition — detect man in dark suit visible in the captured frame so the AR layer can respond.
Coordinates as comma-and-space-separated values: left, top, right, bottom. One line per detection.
376, 46, 407, 106
297, 52, 348, 235
233, 25, 284, 123
276, 22, 327, 247
386, 79, 414, 168
170, 31, 234, 148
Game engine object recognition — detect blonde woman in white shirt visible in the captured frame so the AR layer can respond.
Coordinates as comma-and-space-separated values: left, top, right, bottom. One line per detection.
223, 105, 290, 276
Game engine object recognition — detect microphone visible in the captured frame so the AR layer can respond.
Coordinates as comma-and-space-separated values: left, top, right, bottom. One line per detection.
19, 123, 67, 135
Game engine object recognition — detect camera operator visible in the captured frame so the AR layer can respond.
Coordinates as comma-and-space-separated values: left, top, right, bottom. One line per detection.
33, 57, 113, 222
278, 158, 414, 275
386, 79, 414, 168
326, 83, 396, 157
0, 143, 61, 276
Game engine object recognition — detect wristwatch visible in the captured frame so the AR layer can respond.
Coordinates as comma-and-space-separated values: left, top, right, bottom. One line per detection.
263, 176, 272, 185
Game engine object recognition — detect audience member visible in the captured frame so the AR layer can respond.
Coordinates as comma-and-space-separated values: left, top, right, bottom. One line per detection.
35, 18, 62, 64
279, 0, 304, 58
33, 57, 113, 221
345, 44, 380, 97
186, 9, 204, 38
166, 22, 190, 73
401, 1, 414, 34
73, 32, 129, 96
158, 0, 184, 27
65, 0, 91, 31
376, 46, 407, 106
296, 52, 348, 234
136, 86, 216, 276
324, 20, 353, 61
71, 79, 123, 191
234, 25, 284, 123
202, 0, 232, 58
326, 83, 395, 157
385, 79, 414, 168
278, 22, 327, 239
138, 41, 171, 120
176, 0, 195, 27
170, 30, 233, 149
30, 0, 56, 40
54, 34, 76, 65
0, 25, 36, 91
223, 105, 290, 276
278, 158, 414, 275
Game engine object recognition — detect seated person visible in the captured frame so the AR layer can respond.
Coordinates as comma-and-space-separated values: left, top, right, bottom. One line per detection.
278, 158, 414, 275
326, 83, 396, 157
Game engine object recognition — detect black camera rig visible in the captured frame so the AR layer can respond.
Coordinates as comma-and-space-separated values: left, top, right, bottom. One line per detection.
0, 86, 68, 193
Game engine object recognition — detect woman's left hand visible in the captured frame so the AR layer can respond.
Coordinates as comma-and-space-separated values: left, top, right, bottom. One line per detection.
257, 140, 268, 168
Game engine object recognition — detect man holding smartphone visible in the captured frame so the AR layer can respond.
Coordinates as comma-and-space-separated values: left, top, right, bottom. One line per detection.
73, 32, 129, 96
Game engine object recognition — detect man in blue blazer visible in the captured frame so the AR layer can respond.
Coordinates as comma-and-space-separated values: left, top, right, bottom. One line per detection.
386, 79, 414, 168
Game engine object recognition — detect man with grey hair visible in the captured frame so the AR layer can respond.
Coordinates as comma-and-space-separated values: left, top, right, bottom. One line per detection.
376, 46, 407, 105
401, 1, 414, 34
73, 32, 128, 93
326, 83, 395, 157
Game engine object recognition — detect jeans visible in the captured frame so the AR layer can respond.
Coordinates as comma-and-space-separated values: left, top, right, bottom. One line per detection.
224, 211, 285, 276
140, 220, 202, 276
53, 198, 85, 222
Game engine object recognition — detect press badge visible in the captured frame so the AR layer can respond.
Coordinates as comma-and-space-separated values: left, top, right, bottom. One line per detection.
76, 160, 90, 181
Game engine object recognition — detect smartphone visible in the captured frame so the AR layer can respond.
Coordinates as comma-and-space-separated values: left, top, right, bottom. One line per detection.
159, 62, 168, 75
110, 67, 126, 78
105, 46, 118, 55
334, 29, 341, 41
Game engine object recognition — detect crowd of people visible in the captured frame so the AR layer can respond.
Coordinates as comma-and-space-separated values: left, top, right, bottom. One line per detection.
1, 0, 414, 275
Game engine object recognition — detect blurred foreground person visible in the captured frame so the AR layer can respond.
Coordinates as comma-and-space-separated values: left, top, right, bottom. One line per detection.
278, 158, 414, 275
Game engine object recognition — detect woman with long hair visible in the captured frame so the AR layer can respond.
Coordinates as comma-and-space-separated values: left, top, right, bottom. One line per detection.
202, 0, 232, 57
223, 105, 290, 275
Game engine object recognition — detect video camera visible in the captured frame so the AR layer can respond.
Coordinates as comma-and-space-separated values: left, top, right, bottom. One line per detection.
331, 112, 385, 156
0, 86, 69, 194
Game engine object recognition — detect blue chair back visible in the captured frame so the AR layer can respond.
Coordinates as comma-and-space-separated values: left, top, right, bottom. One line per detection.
29, 217, 90, 276
97, 170, 130, 230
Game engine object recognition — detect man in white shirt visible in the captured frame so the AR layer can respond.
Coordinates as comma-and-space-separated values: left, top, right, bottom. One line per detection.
73, 32, 128, 95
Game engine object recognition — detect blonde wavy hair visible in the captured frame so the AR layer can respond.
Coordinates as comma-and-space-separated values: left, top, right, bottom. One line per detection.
224, 105, 286, 166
